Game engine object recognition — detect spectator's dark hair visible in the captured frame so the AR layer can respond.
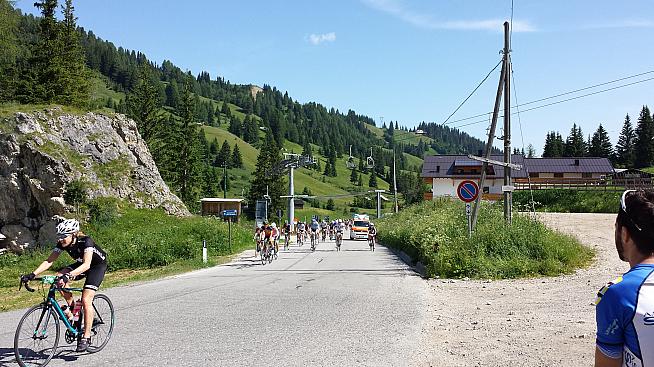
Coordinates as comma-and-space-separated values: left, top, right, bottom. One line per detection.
617, 189, 654, 255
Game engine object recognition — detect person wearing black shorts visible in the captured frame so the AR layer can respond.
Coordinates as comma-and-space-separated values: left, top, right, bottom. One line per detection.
21, 218, 108, 352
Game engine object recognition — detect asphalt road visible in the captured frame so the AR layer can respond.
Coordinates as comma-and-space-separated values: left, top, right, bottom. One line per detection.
0, 231, 427, 367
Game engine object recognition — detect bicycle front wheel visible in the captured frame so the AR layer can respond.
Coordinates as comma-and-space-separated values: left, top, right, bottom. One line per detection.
14, 304, 60, 367
83, 293, 115, 353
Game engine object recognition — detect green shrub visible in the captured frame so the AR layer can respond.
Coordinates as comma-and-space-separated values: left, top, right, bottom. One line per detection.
63, 179, 88, 212
86, 197, 120, 226
86, 208, 252, 271
377, 199, 594, 279
513, 190, 620, 213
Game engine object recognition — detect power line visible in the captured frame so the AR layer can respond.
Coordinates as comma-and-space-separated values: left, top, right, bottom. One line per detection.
450, 75, 654, 129
443, 69, 654, 126
440, 59, 502, 125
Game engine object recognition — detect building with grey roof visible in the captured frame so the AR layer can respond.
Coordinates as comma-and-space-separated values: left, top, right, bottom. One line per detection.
422, 155, 614, 200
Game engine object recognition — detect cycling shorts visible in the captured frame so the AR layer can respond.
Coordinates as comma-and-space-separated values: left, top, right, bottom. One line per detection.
63, 262, 107, 291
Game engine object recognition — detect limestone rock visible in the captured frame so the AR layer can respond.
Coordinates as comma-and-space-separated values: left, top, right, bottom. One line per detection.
0, 108, 190, 252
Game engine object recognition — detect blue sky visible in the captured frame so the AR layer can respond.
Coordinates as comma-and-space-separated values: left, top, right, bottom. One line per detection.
15, 0, 654, 154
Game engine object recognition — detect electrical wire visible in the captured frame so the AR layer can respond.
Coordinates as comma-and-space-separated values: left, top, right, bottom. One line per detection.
443, 69, 654, 126
450, 75, 654, 129
509, 56, 536, 218
440, 59, 503, 125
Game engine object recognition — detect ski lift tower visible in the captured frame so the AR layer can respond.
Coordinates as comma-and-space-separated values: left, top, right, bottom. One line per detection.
274, 153, 316, 232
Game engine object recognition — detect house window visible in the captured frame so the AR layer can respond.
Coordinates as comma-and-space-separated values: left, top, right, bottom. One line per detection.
471, 169, 478, 174
582, 172, 592, 178
436, 166, 440, 173
457, 168, 464, 174
554, 173, 564, 178
529, 172, 539, 178
483, 186, 490, 194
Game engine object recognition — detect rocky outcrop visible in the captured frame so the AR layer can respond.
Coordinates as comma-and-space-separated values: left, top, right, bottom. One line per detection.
0, 107, 190, 252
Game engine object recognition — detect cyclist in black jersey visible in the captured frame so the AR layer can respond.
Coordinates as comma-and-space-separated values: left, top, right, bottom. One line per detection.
20, 218, 107, 352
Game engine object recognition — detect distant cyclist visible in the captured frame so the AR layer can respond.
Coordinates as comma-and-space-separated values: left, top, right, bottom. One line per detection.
368, 222, 377, 250
310, 219, 320, 247
297, 221, 306, 246
594, 190, 654, 367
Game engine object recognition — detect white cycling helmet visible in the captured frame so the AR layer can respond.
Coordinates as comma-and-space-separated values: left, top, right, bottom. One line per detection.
370, 222, 375, 227
56, 218, 79, 238
271, 223, 277, 228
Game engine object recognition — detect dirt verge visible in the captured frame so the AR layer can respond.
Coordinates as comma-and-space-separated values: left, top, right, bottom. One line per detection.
412, 213, 626, 367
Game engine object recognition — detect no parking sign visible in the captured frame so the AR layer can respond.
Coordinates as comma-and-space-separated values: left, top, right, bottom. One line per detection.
457, 180, 478, 237
457, 180, 479, 203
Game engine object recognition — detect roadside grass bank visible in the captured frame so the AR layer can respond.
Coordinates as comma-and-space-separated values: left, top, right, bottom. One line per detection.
377, 199, 594, 279
513, 189, 620, 213
0, 207, 253, 312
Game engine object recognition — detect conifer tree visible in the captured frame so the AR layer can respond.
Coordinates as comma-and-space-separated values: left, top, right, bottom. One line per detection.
231, 144, 243, 168
0, 0, 19, 102
221, 102, 231, 118
323, 159, 332, 176
228, 116, 242, 137
350, 167, 358, 183
588, 124, 613, 158
564, 124, 587, 157
173, 77, 204, 210
248, 130, 286, 220
634, 106, 654, 168
127, 63, 164, 143
215, 140, 231, 167
57, 0, 89, 106
615, 114, 635, 167
209, 138, 218, 156
164, 81, 180, 108
526, 144, 536, 158
32, 0, 61, 102
368, 172, 378, 188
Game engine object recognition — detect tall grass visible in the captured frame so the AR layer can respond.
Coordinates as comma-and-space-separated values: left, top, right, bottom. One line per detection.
377, 199, 594, 279
513, 190, 620, 213
0, 208, 253, 289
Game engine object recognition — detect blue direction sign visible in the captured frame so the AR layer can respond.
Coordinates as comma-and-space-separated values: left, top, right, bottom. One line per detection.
222, 209, 237, 217
457, 180, 479, 203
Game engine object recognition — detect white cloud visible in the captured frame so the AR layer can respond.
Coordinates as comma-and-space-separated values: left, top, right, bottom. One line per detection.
580, 20, 654, 30
308, 32, 336, 45
361, 0, 536, 32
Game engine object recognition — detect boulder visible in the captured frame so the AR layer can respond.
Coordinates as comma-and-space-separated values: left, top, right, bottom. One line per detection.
0, 108, 190, 250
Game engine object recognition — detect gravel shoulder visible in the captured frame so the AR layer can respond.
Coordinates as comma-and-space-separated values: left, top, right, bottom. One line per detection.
411, 213, 626, 367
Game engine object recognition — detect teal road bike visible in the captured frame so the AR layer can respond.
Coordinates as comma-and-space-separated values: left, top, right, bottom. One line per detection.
14, 275, 115, 367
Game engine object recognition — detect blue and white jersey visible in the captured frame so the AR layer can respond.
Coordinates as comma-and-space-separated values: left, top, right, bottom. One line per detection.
595, 264, 654, 367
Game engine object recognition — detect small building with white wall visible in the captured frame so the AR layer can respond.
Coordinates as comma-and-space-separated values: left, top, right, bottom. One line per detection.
422, 155, 614, 200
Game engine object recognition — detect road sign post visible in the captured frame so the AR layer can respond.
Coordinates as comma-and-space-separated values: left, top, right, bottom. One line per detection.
466, 202, 472, 237
457, 181, 478, 238
222, 210, 237, 251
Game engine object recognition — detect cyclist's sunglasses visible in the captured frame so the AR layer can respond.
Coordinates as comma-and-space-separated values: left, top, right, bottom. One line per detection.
620, 190, 643, 232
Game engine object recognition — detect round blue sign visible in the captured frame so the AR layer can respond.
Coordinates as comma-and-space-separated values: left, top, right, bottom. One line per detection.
457, 180, 479, 203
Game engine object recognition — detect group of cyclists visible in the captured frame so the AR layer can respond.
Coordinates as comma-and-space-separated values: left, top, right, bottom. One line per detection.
254, 217, 377, 255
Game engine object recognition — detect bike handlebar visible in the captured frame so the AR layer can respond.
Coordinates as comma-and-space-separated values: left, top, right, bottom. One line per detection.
19, 276, 65, 293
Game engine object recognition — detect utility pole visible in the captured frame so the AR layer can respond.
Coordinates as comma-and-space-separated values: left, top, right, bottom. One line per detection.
471, 21, 511, 229
502, 21, 512, 224
374, 189, 384, 219
288, 165, 294, 231
223, 163, 227, 199
392, 148, 398, 213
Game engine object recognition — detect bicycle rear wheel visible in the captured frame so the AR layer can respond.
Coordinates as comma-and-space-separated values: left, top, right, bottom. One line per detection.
83, 294, 115, 353
14, 304, 60, 367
